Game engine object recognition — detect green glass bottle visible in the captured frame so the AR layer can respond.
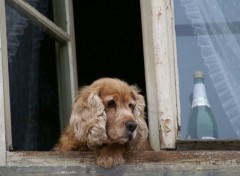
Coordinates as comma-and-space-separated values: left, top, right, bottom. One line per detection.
186, 70, 218, 140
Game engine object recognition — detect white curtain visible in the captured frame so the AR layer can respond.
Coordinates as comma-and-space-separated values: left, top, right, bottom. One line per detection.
181, 0, 240, 137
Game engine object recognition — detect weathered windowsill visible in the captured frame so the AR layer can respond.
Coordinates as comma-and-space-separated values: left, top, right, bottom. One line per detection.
2, 149, 240, 175
6, 150, 240, 166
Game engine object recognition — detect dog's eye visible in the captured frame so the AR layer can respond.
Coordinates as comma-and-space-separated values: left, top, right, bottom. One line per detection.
129, 102, 136, 110
107, 99, 116, 108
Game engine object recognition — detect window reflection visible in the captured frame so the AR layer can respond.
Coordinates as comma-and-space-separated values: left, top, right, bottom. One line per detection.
175, 0, 240, 139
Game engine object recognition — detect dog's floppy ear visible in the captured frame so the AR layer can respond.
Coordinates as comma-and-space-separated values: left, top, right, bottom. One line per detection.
69, 86, 107, 148
129, 85, 149, 151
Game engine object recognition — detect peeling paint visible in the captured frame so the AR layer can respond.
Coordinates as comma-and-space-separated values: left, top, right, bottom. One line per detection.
159, 111, 164, 117
157, 10, 162, 20
163, 119, 171, 134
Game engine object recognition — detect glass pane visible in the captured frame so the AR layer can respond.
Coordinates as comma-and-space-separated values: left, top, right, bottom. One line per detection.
174, 0, 240, 139
6, 0, 60, 150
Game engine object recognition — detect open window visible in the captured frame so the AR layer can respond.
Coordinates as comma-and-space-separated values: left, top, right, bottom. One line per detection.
0, 0, 179, 160
1, 0, 239, 171
0, 0, 153, 166
0, 0, 179, 163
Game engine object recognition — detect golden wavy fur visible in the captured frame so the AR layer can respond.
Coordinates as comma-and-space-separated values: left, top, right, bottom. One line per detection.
54, 78, 151, 168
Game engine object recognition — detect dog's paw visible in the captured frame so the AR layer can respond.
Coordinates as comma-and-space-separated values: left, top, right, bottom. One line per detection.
96, 154, 125, 168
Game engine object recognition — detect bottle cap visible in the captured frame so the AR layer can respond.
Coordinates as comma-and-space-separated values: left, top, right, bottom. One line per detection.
193, 70, 204, 78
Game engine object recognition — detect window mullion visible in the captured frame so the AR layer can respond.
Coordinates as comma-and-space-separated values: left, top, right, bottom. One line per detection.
6, 0, 70, 43
52, 0, 78, 131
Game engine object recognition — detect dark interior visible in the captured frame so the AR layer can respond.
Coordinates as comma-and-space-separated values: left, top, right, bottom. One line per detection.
73, 0, 146, 96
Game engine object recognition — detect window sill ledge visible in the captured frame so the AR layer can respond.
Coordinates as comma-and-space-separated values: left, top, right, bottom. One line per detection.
6, 150, 240, 167
3, 150, 240, 175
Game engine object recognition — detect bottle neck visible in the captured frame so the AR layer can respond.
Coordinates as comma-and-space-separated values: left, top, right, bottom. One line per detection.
192, 77, 210, 108
194, 77, 204, 84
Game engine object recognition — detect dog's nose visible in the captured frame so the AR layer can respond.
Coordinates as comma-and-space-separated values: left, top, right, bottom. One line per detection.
125, 121, 137, 132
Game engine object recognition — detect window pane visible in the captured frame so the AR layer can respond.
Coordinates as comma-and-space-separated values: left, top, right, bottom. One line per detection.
174, 0, 240, 139
6, 0, 60, 150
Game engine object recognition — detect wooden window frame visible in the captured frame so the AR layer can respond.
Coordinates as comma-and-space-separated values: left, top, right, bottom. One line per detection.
1, 0, 240, 173
4, 0, 78, 132
140, 0, 240, 151
140, 0, 180, 150
0, 0, 77, 166
0, 0, 10, 166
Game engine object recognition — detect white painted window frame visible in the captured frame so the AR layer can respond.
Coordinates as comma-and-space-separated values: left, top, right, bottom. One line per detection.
0, 0, 180, 167
140, 0, 180, 150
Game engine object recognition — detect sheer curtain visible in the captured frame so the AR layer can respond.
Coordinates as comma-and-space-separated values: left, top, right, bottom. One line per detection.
6, 0, 56, 150
180, 0, 240, 138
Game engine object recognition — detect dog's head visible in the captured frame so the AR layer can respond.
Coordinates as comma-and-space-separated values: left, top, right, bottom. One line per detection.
70, 78, 149, 150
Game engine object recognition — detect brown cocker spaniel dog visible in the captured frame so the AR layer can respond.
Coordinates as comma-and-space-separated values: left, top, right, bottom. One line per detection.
54, 78, 151, 168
